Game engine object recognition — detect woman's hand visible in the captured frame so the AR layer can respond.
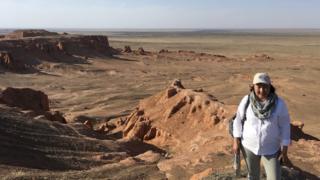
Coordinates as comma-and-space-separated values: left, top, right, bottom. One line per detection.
278, 146, 289, 165
233, 138, 240, 154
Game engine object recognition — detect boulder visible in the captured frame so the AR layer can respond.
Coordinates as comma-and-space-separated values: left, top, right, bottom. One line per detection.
96, 124, 107, 133
135, 150, 161, 163
0, 51, 13, 66
0, 51, 22, 70
44, 111, 67, 124
171, 79, 185, 89
124, 46, 132, 53
56, 41, 65, 51
250, 54, 274, 61
0, 87, 49, 112
84, 120, 93, 129
159, 49, 169, 53
190, 168, 215, 180
137, 47, 146, 55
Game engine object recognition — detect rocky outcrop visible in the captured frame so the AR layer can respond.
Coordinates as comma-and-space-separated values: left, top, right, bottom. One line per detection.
121, 79, 228, 147
137, 47, 146, 55
124, 45, 132, 53
0, 51, 25, 71
0, 87, 49, 112
56, 41, 65, 51
0, 87, 67, 124
0, 30, 114, 72
242, 54, 274, 62
0, 51, 13, 68
291, 120, 305, 141
159, 49, 169, 54
252, 54, 273, 60
0, 107, 127, 170
0, 105, 165, 178
44, 111, 67, 124
152, 49, 232, 62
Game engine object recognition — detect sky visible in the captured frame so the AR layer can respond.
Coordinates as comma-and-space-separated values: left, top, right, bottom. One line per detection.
1, 0, 320, 29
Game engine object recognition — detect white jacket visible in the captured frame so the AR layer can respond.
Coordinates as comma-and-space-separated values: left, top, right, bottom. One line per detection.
233, 95, 291, 155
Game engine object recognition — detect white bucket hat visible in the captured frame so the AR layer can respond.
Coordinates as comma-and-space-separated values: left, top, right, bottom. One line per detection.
253, 72, 271, 84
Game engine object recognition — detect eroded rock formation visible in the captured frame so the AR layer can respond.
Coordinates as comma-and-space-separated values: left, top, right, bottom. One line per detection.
124, 45, 132, 53
0, 87, 66, 123
0, 30, 114, 72
0, 51, 25, 71
121, 79, 228, 149
137, 47, 146, 55
0, 87, 49, 112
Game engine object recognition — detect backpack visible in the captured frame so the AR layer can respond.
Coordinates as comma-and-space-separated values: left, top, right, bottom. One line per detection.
228, 95, 250, 137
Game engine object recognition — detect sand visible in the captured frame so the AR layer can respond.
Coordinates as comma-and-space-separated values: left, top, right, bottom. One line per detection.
0, 30, 319, 179
1, 30, 319, 137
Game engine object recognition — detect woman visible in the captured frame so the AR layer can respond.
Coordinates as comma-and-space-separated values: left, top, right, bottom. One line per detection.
233, 73, 291, 180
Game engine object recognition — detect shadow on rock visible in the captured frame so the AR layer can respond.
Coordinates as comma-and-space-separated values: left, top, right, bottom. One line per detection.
291, 121, 319, 141
120, 139, 166, 156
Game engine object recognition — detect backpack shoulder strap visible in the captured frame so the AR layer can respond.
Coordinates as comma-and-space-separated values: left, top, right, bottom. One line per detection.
241, 94, 250, 126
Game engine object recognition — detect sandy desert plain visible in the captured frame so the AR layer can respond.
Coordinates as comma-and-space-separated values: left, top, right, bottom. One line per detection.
0, 29, 319, 179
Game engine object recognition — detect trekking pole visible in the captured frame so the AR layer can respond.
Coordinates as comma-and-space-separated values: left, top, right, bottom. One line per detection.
233, 152, 241, 177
